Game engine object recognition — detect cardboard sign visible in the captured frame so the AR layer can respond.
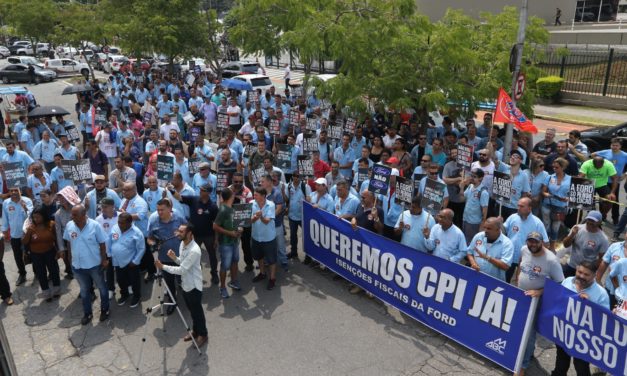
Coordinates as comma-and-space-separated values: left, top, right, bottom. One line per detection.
394, 176, 414, 206
61, 159, 93, 185
368, 164, 392, 195
492, 171, 512, 203
65, 125, 81, 143
251, 165, 266, 186
95, 108, 107, 128
188, 157, 201, 175
328, 124, 343, 141
143, 111, 153, 124
297, 155, 314, 178
3, 162, 27, 188
217, 113, 228, 129
216, 170, 230, 193
413, 173, 426, 194
357, 168, 369, 189
233, 203, 252, 227
306, 117, 318, 132
248, 90, 259, 103
182, 111, 194, 124
243, 143, 258, 159
269, 119, 280, 136
189, 126, 201, 143
303, 135, 318, 153
344, 117, 357, 135
568, 177, 595, 210
157, 155, 175, 181
456, 144, 474, 171
289, 109, 300, 127
276, 144, 292, 170
420, 178, 446, 216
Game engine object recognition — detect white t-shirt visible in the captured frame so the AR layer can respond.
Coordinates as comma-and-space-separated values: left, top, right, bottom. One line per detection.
96, 130, 117, 158
159, 122, 180, 141
227, 105, 241, 125
284, 66, 291, 79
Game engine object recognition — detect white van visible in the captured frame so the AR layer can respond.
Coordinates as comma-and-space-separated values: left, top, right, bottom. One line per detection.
44, 58, 90, 77
618, 0, 627, 20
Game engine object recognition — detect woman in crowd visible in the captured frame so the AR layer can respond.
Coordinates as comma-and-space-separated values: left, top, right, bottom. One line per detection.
22, 207, 60, 302
541, 157, 571, 252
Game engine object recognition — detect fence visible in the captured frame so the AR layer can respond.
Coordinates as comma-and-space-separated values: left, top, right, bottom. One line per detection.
537, 46, 627, 98
264, 50, 339, 74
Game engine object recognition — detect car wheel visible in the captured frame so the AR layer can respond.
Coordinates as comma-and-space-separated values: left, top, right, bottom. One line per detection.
1, 76, 9, 84
18, 51, 25, 56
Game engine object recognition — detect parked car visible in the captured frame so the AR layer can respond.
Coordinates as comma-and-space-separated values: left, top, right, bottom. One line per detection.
220, 60, 261, 78
8, 41, 30, 55
57, 46, 78, 59
0, 46, 10, 58
15, 44, 33, 56
151, 61, 183, 75
104, 55, 129, 73
43, 58, 90, 77
0, 64, 56, 84
184, 58, 207, 73
231, 74, 273, 95
580, 122, 627, 152
7, 56, 44, 68
91, 53, 107, 71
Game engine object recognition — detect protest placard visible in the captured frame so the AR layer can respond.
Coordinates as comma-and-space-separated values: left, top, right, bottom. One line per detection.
194, 65, 201, 75
297, 155, 314, 178
420, 178, 446, 216
344, 117, 357, 135
94, 108, 107, 128
60, 159, 93, 185
289, 109, 300, 127
568, 177, 595, 210
157, 155, 174, 181
188, 158, 201, 175
456, 144, 474, 171
276, 144, 292, 170
217, 113, 228, 129
251, 165, 266, 186
368, 164, 392, 195
3, 162, 26, 188
189, 126, 201, 143
306, 117, 318, 132
357, 168, 369, 189
243, 143, 258, 159
269, 119, 280, 136
491, 171, 512, 204
143, 111, 153, 125
303, 135, 318, 153
394, 177, 414, 206
65, 125, 81, 143
182, 111, 194, 124
233, 203, 253, 227
248, 90, 259, 103
328, 124, 343, 141
216, 170, 230, 193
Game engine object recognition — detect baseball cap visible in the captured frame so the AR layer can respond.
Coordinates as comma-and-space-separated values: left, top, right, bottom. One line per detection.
100, 197, 114, 206
585, 210, 602, 223
94, 175, 106, 181
314, 178, 327, 185
387, 157, 400, 164
526, 231, 543, 242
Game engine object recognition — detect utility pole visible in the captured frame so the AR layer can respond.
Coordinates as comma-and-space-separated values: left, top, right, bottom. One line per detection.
502, 0, 528, 162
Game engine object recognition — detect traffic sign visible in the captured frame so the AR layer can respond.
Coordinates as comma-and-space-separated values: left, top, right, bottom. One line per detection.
514, 73, 526, 100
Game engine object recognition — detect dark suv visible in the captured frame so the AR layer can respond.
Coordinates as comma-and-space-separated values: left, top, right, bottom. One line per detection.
220, 61, 261, 78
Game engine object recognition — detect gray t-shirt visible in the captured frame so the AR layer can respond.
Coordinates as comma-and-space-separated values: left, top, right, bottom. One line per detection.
442, 160, 463, 203
568, 224, 609, 268
518, 246, 564, 291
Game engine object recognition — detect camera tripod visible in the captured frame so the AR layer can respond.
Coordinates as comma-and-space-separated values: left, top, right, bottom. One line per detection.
135, 262, 201, 370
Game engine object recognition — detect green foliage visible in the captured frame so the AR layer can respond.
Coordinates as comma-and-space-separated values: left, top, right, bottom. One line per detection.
0, 0, 59, 54
536, 76, 564, 98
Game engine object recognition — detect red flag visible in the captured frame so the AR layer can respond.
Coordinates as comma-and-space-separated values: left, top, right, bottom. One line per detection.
494, 88, 538, 134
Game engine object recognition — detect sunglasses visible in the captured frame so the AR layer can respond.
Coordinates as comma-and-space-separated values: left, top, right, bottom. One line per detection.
479, 153, 487, 156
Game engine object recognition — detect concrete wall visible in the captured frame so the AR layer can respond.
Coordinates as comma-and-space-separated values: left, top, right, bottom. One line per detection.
549, 30, 627, 44
415, 0, 576, 25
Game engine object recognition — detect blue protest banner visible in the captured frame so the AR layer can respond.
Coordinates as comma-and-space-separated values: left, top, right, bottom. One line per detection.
536, 279, 627, 375
302, 202, 536, 372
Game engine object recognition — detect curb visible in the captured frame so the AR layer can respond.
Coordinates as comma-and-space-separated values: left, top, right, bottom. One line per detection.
534, 114, 611, 128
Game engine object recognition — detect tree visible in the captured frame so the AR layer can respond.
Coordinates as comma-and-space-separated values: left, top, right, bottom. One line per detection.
0, 0, 59, 56
104, 0, 209, 75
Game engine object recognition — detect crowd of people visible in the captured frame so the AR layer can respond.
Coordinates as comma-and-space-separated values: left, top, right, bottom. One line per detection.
0, 67, 625, 375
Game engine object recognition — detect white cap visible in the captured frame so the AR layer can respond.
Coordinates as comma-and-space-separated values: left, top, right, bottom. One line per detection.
314, 177, 327, 185
391, 168, 400, 176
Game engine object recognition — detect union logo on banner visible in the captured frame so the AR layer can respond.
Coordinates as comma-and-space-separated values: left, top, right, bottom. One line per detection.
494, 88, 538, 134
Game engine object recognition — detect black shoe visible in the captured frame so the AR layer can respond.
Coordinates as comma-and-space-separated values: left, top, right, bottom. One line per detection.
252, 273, 266, 283
267, 279, 276, 290
144, 273, 155, 283
303, 256, 312, 265
81, 314, 93, 325
210, 272, 219, 285
166, 305, 176, 316
244, 264, 254, 272
15, 274, 26, 286
117, 294, 129, 306
99, 309, 110, 322
129, 296, 140, 308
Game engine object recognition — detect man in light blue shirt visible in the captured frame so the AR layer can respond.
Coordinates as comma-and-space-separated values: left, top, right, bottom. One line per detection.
3, 140, 34, 171
251, 187, 278, 289
333, 180, 360, 220
50, 154, 73, 192
2, 188, 33, 285
63, 205, 110, 324
107, 212, 145, 307
609, 257, 627, 302
192, 163, 218, 202
311, 178, 334, 213
496, 150, 531, 217
84, 175, 122, 219
157, 93, 173, 120
461, 168, 490, 243
333, 134, 356, 179
120, 183, 149, 236
55, 135, 79, 160
287, 172, 311, 259
418, 162, 449, 209
423, 209, 466, 263
135, 84, 150, 105
19, 125, 34, 155
394, 196, 435, 252
32, 130, 59, 167
503, 197, 548, 283
467, 218, 514, 281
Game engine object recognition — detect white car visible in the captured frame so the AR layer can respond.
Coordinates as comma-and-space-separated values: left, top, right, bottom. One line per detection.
57, 46, 78, 59
184, 58, 207, 72
232, 74, 273, 95
7, 56, 44, 68
44, 58, 90, 77
104, 55, 129, 73
0, 46, 9, 58
15, 44, 33, 55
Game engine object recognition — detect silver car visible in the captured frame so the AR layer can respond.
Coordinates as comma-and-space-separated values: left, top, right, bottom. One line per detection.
0, 46, 9, 58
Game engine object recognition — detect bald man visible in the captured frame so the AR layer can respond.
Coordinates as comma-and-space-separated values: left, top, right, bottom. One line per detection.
467, 217, 514, 281
423, 209, 467, 263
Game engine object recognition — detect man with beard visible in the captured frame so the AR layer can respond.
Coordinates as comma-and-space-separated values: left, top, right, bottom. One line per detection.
515, 231, 564, 376
84, 175, 121, 219
551, 261, 609, 376
562, 210, 609, 277
544, 140, 579, 176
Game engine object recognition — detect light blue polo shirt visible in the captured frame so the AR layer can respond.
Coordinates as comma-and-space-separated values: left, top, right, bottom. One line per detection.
50, 166, 73, 191
463, 184, 489, 224
2, 150, 34, 171
56, 145, 78, 160
288, 181, 311, 221
543, 173, 571, 208
84, 188, 122, 219
497, 164, 531, 209
252, 200, 276, 242
504, 213, 548, 264
467, 232, 514, 281
609, 257, 627, 300
173, 158, 192, 185
377, 192, 403, 228
1, 198, 33, 237
32, 139, 58, 162
107, 224, 145, 268
192, 172, 218, 203
562, 277, 610, 309
310, 192, 334, 213
333, 146, 356, 179
395, 210, 435, 252
596, 149, 627, 181
526, 169, 549, 197
602, 242, 626, 295
333, 194, 360, 217
26, 173, 52, 205
121, 195, 149, 236
424, 224, 467, 263
63, 218, 107, 269
143, 187, 165, 213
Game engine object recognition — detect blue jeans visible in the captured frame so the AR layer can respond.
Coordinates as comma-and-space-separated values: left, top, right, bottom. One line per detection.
275, 223, 287, 266
73, 265, 110, 316
218, 243, 239, 272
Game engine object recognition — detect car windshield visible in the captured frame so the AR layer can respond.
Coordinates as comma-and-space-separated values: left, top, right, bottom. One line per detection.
242, 64, 259, 73
22, 57, 38, 64
251, 77, 272, 87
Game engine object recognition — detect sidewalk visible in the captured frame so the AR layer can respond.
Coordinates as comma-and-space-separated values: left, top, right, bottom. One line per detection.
527, 104, 625, 128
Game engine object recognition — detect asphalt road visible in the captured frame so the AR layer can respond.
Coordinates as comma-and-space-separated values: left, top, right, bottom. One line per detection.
0, 71, 597, 376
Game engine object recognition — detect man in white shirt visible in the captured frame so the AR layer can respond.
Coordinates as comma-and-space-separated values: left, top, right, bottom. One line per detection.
283, 63, 291, 88
159, 114, 180, 141
155, 222, 207, 347
226, 97, 241, 130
